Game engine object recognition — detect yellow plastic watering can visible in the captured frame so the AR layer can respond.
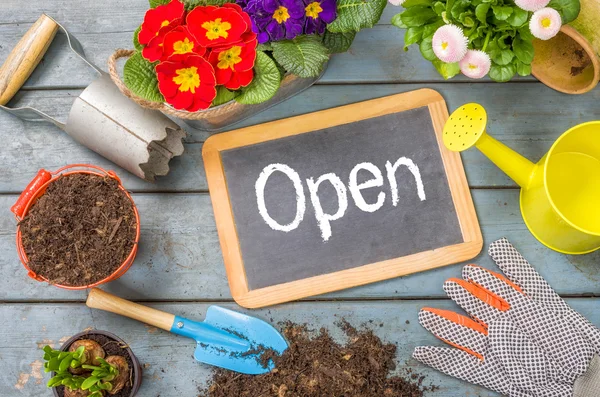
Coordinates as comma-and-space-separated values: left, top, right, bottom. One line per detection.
444, 104, 600, 254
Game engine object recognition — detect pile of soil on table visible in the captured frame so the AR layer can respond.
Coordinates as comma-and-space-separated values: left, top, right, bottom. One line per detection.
20, 174, 137, 286
56, 333, 135, 397
200, 321, 437, 397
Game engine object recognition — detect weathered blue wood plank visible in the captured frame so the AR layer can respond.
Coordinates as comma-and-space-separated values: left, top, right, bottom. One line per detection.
1, 190, 598, 302
3, 299, 599, 396
2, 83, 597, 194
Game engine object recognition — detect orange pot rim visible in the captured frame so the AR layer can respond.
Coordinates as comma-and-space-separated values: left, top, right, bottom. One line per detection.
14, 164, 141, 290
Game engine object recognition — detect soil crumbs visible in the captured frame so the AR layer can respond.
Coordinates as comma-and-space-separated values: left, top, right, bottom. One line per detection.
20, 174, 137, 286
56, 333, 135, 397
201, 321, 437, 397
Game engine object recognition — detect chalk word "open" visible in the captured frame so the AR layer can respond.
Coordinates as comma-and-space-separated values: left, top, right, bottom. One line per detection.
255, 157, 426, 242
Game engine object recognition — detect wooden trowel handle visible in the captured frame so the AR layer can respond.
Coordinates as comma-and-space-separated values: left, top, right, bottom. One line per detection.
86, 288, 175, 332
0, 14, 59, 105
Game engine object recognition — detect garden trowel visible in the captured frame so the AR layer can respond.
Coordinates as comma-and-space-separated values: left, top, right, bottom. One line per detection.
86, 288, 288, 375
0, 14, 185, 182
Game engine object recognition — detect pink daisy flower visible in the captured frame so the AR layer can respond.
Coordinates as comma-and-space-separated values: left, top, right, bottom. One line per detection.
432, 25, 468, 63
515, 0, 550, 12
459, 50, 492, 79
530, 8, 562, 40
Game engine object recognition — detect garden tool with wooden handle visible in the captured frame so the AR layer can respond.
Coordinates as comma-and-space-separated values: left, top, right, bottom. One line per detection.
0, 14, 185, 183
86, 288, 288, 375
413, 238, 600, 396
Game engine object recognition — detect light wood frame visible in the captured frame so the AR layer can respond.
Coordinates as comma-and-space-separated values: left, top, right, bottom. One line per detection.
203, 89, 482, 308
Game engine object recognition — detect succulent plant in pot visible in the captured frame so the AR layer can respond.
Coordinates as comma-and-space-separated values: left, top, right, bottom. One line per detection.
43, 330, 142, 397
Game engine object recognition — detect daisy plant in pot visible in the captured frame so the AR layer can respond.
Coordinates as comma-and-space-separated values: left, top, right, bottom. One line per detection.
390, 0, 581, 81
121, 0, 387, 114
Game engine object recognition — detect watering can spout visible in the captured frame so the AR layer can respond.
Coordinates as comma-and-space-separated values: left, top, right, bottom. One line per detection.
443, 103, 536, 189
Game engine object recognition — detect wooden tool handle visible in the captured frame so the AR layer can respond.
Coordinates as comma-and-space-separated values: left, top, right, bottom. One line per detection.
0, 14, 59, 105
86, 288, 175, 332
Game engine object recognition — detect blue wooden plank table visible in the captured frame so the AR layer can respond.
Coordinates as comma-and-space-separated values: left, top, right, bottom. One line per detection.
1, 1, 599, 395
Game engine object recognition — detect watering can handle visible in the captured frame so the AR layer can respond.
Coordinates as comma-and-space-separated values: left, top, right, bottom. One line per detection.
86, 288, 176, 332
0, 15, 59, 106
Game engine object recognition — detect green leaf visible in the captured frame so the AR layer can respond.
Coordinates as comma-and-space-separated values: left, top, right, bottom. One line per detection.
133, 25, 142, 51
490, 48, 514, 65
402, 0, 434, 7
212, 86, 237, 107
548, 0, 581, 23
59, 355, 72, 372
236, 51, 281, 105
391, 13, 408, 29
433, 1, 445, 15
271, 35, 329, 78
323, 31, 356, 54
491, 5, 513, 20
81, 376, 99, 390
419, 35, 437, 61
404, 26, 424, 49
489, 63, 516, 82
506, 7, 528, 27
432, 59, 460, 79
149, 0, 170, 7
123, 51, 165, 103
327, 0, 387, 33
399, 6, 438, 27
257, 43, 273, 51
513, 37, 534, 64
422, 20, 444, 37
516, 60, 532, 76
475, 3, 490, 23
518, 26, 534, 41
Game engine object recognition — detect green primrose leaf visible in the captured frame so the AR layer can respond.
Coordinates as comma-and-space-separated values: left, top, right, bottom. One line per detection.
257, 43, 273, 51
513, 36, 534, 64
489, 63, 516, 82
399, 6, 438, 27
404, 26, 424, 49
516, 60, 532, 76
149, 0, 170, 7
81, 376, 99, 390
236, 51, 281, 105
506, 7, 528, 27
323, 30, 357, 54
491, 5, 513, 20
419, 35, 437, 61
490, 48, 514, 65
271, 35, 329, 78
475, 3, 490, 23
548, 0, 581, 23
211, 86, 238, 107
123, 51, 165, 103
391, 13, 408, 29
432, 59, 460, 79
327, 0, 387, 33
133, 25, 142, 51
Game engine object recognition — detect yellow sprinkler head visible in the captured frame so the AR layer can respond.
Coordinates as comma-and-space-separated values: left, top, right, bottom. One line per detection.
443, 103, 487, 152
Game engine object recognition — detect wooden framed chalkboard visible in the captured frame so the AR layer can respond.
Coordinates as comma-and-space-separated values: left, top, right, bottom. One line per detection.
203, 89, 482, 308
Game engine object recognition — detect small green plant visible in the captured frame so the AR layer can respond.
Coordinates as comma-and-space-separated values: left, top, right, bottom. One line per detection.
43, 345, 119, 397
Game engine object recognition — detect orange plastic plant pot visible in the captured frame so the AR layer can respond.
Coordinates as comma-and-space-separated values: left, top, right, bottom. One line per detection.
11, 164, 141, 290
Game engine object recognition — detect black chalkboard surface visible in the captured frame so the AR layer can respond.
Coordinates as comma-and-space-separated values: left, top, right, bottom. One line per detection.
204, 89, 482, 308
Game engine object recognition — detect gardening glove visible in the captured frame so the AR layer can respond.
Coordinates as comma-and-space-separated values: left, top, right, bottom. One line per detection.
413, 238, 600, 396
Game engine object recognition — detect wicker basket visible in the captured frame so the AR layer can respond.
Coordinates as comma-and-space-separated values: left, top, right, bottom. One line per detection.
109, 49, 328, 131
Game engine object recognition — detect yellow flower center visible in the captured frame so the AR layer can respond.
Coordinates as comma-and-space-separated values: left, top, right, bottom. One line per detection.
273, 6, 290, 23
202, 18, 231, 40
305, 2, 323, 18
173, 66, 200, 94
173, 37, 195, 54
541, 17, 551, 28
217, 46, 243, 70
441, 41, 449, 50
468, 63, 478, 70
156, 19, 170, 36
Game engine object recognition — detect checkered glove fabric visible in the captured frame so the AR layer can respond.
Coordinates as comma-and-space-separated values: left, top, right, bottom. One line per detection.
413, 238, 600, 396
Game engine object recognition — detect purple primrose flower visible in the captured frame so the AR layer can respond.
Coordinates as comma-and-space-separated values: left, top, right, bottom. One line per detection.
303, 0, 336, 35
245, 0, 305, 43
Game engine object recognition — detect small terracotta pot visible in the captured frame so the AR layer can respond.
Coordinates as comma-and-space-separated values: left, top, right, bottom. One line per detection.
52, 330, 143, 397
11, 164, 141, 289
532, 25, 600, 94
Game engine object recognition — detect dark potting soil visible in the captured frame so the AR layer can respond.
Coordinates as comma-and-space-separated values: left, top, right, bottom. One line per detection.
56, 333, 135, 397
200, 321, 437, 397
20, 174, 137, 286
